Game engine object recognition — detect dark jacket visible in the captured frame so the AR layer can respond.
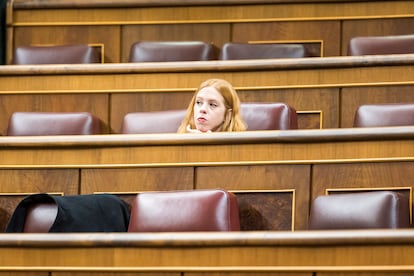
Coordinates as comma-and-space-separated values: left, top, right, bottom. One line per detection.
6, 193, 130, 232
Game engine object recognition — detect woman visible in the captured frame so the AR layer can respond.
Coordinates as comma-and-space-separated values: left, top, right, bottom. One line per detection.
177, 78, 247, 133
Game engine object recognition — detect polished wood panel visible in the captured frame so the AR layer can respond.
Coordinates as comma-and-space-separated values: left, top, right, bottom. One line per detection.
0, 55, 413, 133
196, 165, 309, 230
0, 93, 110, 134
0, 127, 413, 231
342, 18, 414, 56
341, 85, 414, 128
121, 24, 230, 62
0, 230, 414, 274
0, 169, 78, 231
7, 0, 414, 62
312, 162, 414, 200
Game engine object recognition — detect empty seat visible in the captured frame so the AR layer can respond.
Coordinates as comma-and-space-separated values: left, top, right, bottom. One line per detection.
120, 102, 298, 134
6, 112, 101, 136
241, 102, 298, 130
128, 41, 218, 62
128, 189, 240, 232
308, 191, 410, 230
12, 44, 101, 65
6, 193, 130, 233
121, 109, 186, 134
347, 34, 414, 56
220, 43, 307, 60
353, 103, 414, 127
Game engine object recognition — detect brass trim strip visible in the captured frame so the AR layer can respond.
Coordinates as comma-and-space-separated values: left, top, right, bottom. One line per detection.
296, 110, 323, 129
89, 43, 105, 64
0, 192, 64, 196
1, 265, 414, 272
10, 14, 414, 27
2, 81, 414, 95
1, 157, 414, 169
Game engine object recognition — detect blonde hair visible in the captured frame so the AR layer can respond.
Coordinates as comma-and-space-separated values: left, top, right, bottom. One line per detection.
177, 78, 247, 133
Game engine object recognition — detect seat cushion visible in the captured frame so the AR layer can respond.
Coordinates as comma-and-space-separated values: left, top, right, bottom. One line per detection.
241, 103, 298, 130
308, 191, 411, 230
128, 189, 240, 232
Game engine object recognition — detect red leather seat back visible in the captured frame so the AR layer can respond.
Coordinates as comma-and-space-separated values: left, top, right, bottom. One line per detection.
309, 191, 411, 229
241, 102, 298, 130
120, 102, 298, 134
120, 109, 186, 134
128, 41, 218, 62
23, 203, 58, 233
220, 43, 307, 60
353, 103, 414, 127
128, 189, 240, 232
7, 112, 101, 135
348, 35, 414, 56
12, 44, 101, 64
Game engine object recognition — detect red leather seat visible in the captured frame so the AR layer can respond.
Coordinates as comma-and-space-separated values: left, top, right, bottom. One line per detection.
220, 43, 308, 60
347, 34, 414, 56
128, 41, 218, 62
23, 203, 58, 233
241, 102, 298, 130
120, 102, 298, 134
128, 189, 240, 232
353, 103, 414, 127
12, 44, 101, 65
6, 112, 101, 135
121, 109, 186, 134
309, 191, 410, 229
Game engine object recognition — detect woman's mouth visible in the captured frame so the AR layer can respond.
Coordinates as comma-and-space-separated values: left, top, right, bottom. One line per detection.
197, 117, 207, 123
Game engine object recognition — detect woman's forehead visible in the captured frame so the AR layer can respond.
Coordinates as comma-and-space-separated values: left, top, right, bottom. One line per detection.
196, 86, 224, 101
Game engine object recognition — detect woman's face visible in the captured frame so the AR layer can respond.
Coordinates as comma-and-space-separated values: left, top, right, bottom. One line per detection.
193, 86, 227, 132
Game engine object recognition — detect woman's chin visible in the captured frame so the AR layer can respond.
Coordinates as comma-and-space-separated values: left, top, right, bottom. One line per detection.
197, 126, 210, 133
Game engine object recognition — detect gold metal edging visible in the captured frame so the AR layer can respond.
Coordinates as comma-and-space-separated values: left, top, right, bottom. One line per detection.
2, 265, 414, 272
10, 14, 414, 27
1, 156, 414, 169
296, 110, 323, 129
2, 81, 414, 95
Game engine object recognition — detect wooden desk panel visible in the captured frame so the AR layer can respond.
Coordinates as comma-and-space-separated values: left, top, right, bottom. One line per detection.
0, 127, 413, 231
0, 169, 79, 231
7, 0, 414, 62
0, 55, 414, 133
0, 231, 414, 275
0, 93, 110, 135
341, 85, 414, 128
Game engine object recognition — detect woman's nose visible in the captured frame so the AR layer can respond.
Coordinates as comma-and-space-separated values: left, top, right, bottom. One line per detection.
199, 103, 207, 113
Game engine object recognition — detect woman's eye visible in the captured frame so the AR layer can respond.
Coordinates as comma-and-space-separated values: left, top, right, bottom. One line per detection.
196, 100, 202, 105
210, 103, 218, 108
